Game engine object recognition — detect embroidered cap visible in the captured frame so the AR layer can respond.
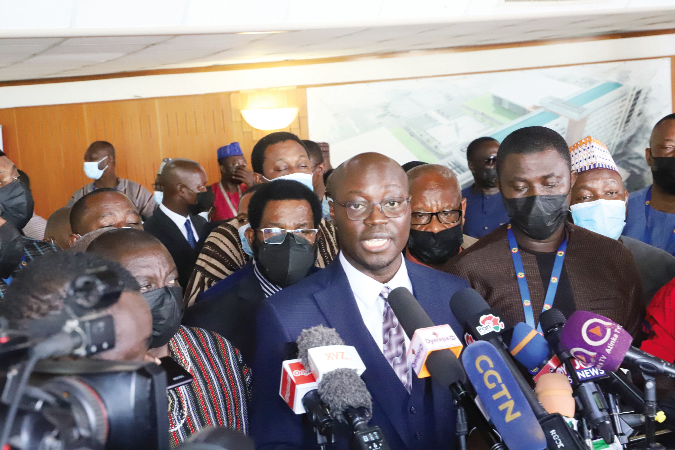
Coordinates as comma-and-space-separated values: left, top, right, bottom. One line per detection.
569, 136, 619, 174
217, 142, 243, 160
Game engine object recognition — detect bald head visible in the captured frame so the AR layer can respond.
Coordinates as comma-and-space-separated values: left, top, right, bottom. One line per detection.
88, 228, 165, 263
159, 159, 208, 215
328, 152, 410, 283
408, 164, 461, 204
70, 189, 142, 238
44, 206, 72, 249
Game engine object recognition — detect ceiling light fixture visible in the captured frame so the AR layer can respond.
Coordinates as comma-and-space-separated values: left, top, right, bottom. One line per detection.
241, 108, 299, 131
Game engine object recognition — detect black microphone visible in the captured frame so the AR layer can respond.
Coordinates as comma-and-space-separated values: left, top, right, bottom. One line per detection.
449, 288, 590, 450
386, 287, 506, 450
539, 309, 615, 445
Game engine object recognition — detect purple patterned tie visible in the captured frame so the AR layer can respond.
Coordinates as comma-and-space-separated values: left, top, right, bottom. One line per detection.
381, 286, 411, 393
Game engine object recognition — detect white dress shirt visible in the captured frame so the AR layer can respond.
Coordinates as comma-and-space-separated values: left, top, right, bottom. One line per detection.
339, 251, 412, 353
159, 203, 200, 243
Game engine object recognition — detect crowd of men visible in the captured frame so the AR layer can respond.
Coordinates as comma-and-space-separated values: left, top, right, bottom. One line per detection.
1, 114, 675, 449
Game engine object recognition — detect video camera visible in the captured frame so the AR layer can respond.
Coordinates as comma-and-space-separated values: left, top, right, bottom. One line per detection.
0, 266, 169, 450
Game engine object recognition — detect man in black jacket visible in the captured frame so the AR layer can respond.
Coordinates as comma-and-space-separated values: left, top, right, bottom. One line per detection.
144, 158, 209, 290
182, 179, 322, 364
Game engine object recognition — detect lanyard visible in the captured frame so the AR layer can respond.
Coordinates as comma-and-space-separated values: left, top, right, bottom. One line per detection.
218, 182, 241, 217
506, 225, 567, 332
642, 187, 675, 251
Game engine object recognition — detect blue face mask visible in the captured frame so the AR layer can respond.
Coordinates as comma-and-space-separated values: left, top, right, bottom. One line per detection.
570, 199, 626, 240
265, 172, 314, 192
321, 197, 331, 220
153, 191, 163, 205
238, 222, 254, 257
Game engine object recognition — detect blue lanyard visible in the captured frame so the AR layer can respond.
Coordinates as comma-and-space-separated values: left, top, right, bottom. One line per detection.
642, 187, 675, 251
506, 224, 567, 332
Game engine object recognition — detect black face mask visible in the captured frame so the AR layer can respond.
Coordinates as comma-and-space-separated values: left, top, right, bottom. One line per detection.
254, 233, 315, 287
0, 222, 24, 279
407, 225, 463, 265
503, 194, 568, 240
652, 157, 675, 195
0, 179, 34, 230
142, 285, 183, 348
481, 168, 498, 187
187, 189, 215, 216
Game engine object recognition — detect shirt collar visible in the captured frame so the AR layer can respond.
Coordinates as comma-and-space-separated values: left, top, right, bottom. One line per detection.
253, 259, 283, 298
339, 251, 412, 312
159, 203, 189, 230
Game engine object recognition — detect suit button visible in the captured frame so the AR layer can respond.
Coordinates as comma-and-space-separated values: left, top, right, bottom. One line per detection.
414, 432, 422, 440
410, 406, 417, 414
484, 226, 488, 230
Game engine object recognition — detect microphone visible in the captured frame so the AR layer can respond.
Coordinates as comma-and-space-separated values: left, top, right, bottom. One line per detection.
534, 373, 575, 417
539, 309, 615, 445
449, 288, 590, 450
461, 340, 547, 450
297, 326, 390, 450
509, 322, 552, 374
560, 311, 675, 377
386, 287, 505, 450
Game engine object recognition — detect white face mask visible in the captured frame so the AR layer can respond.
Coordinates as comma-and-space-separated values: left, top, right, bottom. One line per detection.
83, 156, 109, 180
153, 191, 164, 205
264, 172, 314, 192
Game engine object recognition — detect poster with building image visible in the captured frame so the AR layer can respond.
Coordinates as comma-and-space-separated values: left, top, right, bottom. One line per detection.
307, 58, 671, 192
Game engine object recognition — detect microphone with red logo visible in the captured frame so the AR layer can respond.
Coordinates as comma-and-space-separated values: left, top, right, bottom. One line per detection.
450, 288, 590, 450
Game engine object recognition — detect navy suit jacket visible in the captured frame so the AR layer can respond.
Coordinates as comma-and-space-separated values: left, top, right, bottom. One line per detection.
250, 258, 468, 450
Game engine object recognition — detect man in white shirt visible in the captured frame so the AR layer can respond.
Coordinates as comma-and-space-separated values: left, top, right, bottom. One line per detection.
250, 152, 468, 450
144, 159, 210, 290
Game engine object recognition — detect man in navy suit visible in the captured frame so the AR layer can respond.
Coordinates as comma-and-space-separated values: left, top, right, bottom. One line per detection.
250, 153, 468, 450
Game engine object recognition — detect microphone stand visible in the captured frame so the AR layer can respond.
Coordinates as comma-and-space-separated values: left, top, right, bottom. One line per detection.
456, 405, 468, 450
642, 374, 666, 450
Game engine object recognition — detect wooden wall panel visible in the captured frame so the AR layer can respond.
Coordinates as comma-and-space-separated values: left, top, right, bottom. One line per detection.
0, 87, 309, 219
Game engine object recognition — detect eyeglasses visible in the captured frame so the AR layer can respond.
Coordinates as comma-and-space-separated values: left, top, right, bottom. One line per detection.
259, 228, 319, 244
486, 156, 497, 164
334, 197, 411, 221
411, 210, 462, 225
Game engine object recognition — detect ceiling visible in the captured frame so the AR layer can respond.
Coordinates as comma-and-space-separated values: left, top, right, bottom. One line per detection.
1, 0, 675, 83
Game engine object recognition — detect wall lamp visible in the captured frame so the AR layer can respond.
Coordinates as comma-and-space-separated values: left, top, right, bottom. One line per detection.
241, 107, 299, 131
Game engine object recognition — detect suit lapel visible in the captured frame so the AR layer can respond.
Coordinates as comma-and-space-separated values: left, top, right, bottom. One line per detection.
156, 209, 192, 251
312, 261, 414, 449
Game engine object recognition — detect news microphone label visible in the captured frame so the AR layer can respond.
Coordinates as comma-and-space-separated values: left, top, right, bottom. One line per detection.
279, 359, 318, 414
560, 311, 632, 372
406, 325, 463, 378
307, 345, 366, 382
476, 314, 505, 336
532, 355, 606, 383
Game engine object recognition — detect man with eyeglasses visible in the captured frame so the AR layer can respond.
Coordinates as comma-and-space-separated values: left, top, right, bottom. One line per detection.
461, 136, 509, 238
250, 153, 468, 449
68, 141, 157, 221
144, 159, 212, 291
182, 179, 322, 364
405, 164, 476, 273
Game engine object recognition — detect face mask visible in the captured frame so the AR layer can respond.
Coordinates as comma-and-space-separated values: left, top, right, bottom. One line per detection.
254, 233, 315, 287
651, 157, 675, 195
321, 197, 331, 221
83, 156, 109, 180
0, 221, 24, 279
503, 194, 568, 240
481, 168, 498, 187
238, 223, 253, 257
570, 199, 626, 240
187, 190, 215, 216
153, 191, 164, 205
266, 173, 314, 192
407, 225, 463, 265
0, 179, 34, 230
142, 285, 183, 348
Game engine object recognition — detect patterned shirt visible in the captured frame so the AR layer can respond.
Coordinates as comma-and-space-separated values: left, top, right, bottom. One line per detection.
0, 237, 58, 299
167, 326, 251, 448
67, 178, 157, 221
184, 218, 339, 306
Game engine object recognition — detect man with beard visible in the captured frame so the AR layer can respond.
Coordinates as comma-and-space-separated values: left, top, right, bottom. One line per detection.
448, 126, 643, 336
405, 164, 476, 272
182, 179, 321, 364
250, 153, 467, 449
461, 137, 509, 238
625, 114, 675, 255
